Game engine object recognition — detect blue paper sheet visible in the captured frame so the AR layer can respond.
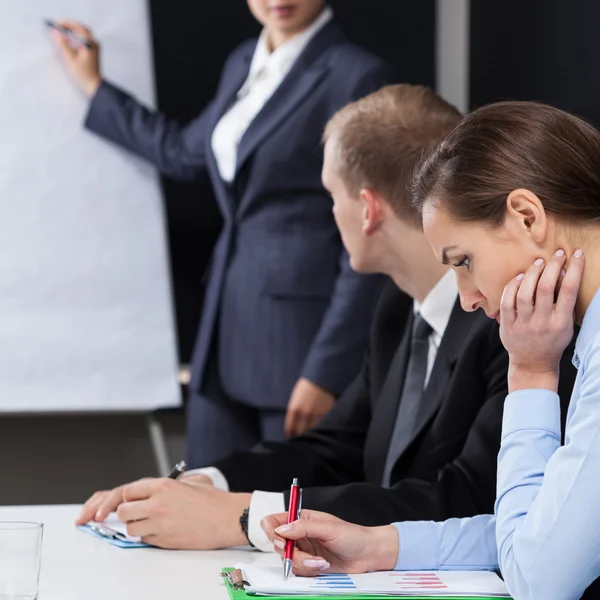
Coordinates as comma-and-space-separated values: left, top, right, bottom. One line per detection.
77, 524, 151, 549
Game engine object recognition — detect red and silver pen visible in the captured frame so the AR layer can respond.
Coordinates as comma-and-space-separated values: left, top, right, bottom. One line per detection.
283, 477, 302, 579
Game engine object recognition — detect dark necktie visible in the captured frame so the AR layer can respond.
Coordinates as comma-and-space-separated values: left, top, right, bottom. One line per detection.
382, 313, 433, 487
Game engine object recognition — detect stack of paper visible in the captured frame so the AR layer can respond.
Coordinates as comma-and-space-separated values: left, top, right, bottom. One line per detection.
78, 514, 150, 548
236, 564, 510, 597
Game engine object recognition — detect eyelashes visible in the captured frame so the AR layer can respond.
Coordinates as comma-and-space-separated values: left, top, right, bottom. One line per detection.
453, 256, 470, 269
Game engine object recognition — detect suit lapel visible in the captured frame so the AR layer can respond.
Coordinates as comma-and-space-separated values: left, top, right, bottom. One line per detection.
233, 21, 345, 188
205, 47, 254, 217
366, 312, 413, 485
233, 65, 327, 181
212, 52, 254, 128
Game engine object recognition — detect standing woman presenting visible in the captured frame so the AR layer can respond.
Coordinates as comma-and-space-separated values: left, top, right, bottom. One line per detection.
52, 1, 389, 466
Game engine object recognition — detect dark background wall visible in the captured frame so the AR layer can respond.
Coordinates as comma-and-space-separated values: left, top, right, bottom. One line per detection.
149, 0, 436, 362
470, 0, 600, 125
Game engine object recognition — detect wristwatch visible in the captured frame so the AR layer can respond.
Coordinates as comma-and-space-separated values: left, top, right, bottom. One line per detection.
239, 507, 255, 548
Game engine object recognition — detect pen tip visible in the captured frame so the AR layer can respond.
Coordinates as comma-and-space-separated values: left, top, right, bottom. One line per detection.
283, 560, 292, 579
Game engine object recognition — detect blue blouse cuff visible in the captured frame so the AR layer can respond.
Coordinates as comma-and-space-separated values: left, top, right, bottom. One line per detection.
502, 389, 561, 441
393, 522, 439, 571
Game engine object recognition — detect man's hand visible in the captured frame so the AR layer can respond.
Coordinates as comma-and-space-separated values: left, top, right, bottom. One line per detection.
51, 20, 102, 97
116, 479, 252, 549
285, 378, 335, 438
182, 473, 215, 487
75, 473, 216, 527
75, 481, 142, 526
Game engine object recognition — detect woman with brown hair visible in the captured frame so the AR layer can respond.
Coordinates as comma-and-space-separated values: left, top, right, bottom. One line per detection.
262, 101, 600, 600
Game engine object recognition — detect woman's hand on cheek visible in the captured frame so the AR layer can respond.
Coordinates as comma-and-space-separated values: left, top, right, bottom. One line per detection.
500, 248, 584, 393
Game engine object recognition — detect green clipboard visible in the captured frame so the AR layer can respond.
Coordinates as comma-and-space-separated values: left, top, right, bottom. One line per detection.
221, 568, 510, 600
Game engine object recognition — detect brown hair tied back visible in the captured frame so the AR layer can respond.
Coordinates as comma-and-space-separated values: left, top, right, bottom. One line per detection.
411, 101, 600, 227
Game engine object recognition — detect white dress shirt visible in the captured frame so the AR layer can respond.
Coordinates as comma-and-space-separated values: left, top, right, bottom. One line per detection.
186, 271, 459, 551
210, 6, 333, 182
413, 269, 458, 386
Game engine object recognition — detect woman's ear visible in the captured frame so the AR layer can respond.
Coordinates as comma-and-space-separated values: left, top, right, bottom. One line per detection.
505, 188, 548, 243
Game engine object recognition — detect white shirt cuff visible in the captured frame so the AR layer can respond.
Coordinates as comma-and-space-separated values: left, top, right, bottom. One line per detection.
248, 491, 286, 552
184, 467, 229, 492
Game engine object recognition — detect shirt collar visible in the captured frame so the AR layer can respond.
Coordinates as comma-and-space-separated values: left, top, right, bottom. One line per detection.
573, 286, 600, 368
244, 6, 333, 86
413, 270, 458, 339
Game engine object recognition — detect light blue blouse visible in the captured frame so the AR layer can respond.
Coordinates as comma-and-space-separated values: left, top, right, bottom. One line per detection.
392, 288, 600, 600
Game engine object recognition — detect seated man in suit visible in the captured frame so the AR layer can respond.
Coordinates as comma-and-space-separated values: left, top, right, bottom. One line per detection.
75, 84, 576, 551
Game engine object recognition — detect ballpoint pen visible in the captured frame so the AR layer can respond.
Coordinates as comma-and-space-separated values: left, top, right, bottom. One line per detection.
283, 478, 302, 579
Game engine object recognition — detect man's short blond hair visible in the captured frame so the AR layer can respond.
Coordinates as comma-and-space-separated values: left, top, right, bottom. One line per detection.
323, 84, 462, 227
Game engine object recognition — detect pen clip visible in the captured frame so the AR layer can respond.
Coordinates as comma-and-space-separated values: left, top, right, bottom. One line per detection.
297, 487, 303, 520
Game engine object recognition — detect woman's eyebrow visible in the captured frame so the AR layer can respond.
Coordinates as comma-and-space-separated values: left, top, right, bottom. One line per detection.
441, 246, 458, 265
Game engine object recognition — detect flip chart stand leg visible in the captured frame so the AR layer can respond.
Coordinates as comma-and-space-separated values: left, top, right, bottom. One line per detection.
146, 413, 170, 477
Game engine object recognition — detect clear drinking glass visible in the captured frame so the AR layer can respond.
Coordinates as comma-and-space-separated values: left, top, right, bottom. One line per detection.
0, 522, 43, 600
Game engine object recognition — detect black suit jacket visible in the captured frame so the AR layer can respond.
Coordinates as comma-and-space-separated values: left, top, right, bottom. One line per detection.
84, 20, 389, 411
214, 279, 577, 525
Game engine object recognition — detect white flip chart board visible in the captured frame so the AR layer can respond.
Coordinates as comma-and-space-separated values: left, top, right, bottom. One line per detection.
0, 1, 180, 412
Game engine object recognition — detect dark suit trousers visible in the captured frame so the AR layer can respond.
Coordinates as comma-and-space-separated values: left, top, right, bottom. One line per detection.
185, 352, 287, 467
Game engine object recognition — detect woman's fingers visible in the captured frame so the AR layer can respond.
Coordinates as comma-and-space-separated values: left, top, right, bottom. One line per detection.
273, 539, 285, 552
502, 249, 576, 329
276, 543, 331, 576
288, 546, 330, 571
265, 523, 331, 573
292, 559, 332, 578
55, 20, 95, 41
515, 258, 545, 321
51, 29, 70, 48
262, 512, 291, 543
500, 273, 523, 328
274, 517, 338, 543
534, 250, 567, 314
555, 249, 584, 320
262, 513, 297, 553
262, 509, 338, 542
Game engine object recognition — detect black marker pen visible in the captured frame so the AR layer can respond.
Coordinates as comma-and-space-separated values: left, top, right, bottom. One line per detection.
45, 19, 93, 49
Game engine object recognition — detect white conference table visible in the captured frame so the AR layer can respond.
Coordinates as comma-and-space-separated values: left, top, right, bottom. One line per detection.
0, 505, 278, 599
